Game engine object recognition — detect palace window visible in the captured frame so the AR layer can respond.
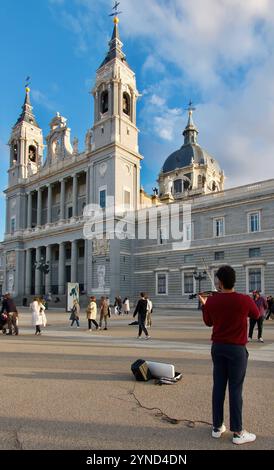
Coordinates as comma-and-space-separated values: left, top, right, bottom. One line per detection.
156, 272, 168, 295
214, 217, 225, 237
214, 251, 225, 261
249, 247, 261, 258
183, 272, 195, 295
99, 189, 106, 209
248, 268, 262, 293
248, 212, 260, 233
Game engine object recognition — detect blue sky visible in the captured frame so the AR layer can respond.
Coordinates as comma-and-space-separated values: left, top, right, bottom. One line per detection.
1, 0, 274, 240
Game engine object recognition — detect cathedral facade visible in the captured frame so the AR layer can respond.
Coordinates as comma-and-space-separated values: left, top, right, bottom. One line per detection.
1, 18, 274, 307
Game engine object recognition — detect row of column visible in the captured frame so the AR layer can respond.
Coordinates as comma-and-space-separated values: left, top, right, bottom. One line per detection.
27, 171, 88, 228
25, 240, 83, 296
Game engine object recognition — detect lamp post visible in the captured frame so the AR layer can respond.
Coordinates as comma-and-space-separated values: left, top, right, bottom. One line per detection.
193, 270, 207, 309
34, 256, 50, 296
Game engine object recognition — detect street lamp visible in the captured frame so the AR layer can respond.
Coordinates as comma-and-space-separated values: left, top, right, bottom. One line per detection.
193, 270, 207, 309
34, 256, 50, 296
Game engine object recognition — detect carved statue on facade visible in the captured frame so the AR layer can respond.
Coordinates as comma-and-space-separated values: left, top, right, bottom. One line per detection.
72, 137, 79, 155
85, 129, 93, 152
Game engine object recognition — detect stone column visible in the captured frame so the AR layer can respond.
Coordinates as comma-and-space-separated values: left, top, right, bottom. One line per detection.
37, 188, 42, 226
58, 242, 65, 295
71, 240, 78, 283
27, 192, 32, 228
72, 174, 78, 217
60, 179, 65, 220
45, 245, 52, 294
35, 247, 42, 295
25, 248, 32, 295
85, 168, 89, 207
47, 183, 52, 224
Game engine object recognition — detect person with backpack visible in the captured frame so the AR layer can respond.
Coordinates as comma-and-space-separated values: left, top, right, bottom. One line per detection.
70, 299, 80, 328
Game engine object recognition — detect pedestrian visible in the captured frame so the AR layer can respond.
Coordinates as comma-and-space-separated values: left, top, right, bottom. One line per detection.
122, 297, 130, 315
70, 299, 80, 328
86, 296, 99, 331
133, 292, 151, 340
145, 295, 153, 327
1, 292, 19, 335
30, 297, 46, 335
200, 265, 259, 445
99, 296, 109, 330
248, 291, 267, 342
265, 295, 274, 320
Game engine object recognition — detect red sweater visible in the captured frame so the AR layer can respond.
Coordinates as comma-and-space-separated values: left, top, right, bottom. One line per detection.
202, 292, 260, 345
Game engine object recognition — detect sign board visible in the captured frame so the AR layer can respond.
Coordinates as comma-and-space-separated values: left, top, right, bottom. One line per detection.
66, 283, 80, 312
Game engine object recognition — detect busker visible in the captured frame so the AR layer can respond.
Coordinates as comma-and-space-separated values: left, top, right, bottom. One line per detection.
200, 265, 259, 445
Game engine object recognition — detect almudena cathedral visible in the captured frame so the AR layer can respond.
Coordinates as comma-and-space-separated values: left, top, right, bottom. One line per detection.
1, 17, 274, 308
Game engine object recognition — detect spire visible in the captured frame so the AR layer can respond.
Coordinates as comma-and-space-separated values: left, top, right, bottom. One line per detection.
99, 16, 127, 68
14, 87, 39, 128
183, 101, 198, 145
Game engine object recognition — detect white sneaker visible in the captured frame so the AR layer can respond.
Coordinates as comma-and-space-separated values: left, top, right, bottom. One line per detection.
137, 336, 141, 339
232, 430, 256, 445
145, 335, 151, 340
248, 337, 252, 342
258, 337, 264, 342
212, 424, 226, 438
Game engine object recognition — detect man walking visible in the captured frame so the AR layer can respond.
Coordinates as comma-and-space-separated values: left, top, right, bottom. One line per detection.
133, 292, 150, 340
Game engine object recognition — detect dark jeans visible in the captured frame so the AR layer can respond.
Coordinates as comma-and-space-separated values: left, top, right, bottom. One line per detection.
211, 343, 248, 433
88, 319, 98, 330
35, 325, 41, 334
248, 317, 264, 339
138, 314, 148, 337
71, 319, 80, 327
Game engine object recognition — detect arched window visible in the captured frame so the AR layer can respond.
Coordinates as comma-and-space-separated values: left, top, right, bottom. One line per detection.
28, 145, 36, 162
123, 92, 130, 116
13, 142, 18, 162
100, 91, 109, 114
173, 179, 182, 193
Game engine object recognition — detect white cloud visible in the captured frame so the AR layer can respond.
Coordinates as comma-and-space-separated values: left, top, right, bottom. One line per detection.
149, 94, 166, 107
31, 89, 56, 112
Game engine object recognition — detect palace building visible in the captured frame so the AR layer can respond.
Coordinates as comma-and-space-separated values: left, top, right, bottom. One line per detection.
1, 17, 274, 307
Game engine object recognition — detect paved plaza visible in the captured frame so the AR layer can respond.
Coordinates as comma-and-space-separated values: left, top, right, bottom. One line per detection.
0, 308, 273, 450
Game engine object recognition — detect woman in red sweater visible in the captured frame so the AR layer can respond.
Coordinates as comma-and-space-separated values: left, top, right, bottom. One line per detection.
200, 265, 259, 445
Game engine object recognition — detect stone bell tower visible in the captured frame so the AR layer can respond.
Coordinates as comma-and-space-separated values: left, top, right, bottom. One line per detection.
89, 15, 142, 212
8, 87, 43, 186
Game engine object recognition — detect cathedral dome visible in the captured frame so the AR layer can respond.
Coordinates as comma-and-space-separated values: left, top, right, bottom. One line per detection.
158, 103, 224, 198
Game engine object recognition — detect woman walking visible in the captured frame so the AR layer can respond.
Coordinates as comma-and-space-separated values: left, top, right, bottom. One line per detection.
70, 299, 80, 328
86, 296, 99, 331
30, 297, 47, 335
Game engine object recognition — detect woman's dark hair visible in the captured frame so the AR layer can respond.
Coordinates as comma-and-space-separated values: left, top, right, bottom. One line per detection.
216, 265, 236, 289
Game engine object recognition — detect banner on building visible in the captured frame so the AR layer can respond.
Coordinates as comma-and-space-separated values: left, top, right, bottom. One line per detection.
66, 283, 80, 312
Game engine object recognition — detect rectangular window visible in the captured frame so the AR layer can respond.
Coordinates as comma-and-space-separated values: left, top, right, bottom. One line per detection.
249, 212, 260, 233
248, 268, 261, 292
214, 218, 224, 237
11, 217, 16, 234
65, 248, 71, 260
99, 189, 106, 209
124, 190, 131, 209
183, 273, 194, 294
249, 247, 261, 258
184, 254, 194, 264
214, 251, 225, 261
157, 273, 167, 295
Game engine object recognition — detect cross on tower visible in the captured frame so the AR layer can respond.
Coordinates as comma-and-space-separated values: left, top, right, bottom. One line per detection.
109, 1, 123, 18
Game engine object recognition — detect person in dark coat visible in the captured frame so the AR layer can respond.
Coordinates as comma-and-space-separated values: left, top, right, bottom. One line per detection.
1, 293, 19, 335
133, 292, 150, 340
